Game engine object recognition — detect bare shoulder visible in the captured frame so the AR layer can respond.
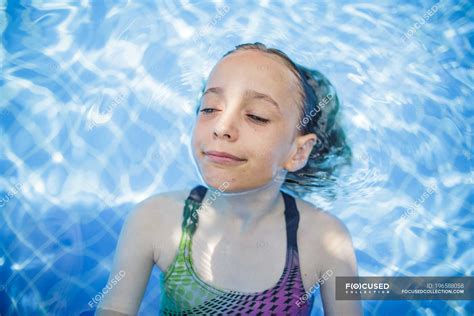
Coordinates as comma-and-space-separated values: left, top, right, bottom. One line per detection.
130, 189, 190, 222
295, 197, 352, 238
125, 189, 191, 268
138, 189, 190, 206
294, 196, 355, 261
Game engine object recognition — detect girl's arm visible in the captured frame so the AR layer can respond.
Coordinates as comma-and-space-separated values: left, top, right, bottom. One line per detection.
95, 199, 158, 315
318, 214, 363, 316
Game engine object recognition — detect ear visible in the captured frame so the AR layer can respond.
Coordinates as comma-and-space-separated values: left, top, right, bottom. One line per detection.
283, 133, 317, 172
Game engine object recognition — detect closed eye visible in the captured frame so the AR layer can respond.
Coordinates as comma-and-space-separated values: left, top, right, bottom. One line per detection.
247, 114, 270, 124
199, 108, 270, 124
199, 108, 217, 114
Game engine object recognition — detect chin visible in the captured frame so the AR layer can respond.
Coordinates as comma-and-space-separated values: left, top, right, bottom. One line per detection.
203, 174, 272, 193
201, 172, 236, 190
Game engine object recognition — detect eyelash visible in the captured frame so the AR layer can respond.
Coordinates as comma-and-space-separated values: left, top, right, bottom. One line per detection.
199, 108, 270, 124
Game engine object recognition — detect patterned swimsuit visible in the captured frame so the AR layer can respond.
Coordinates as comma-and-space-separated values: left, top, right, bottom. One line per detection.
159, 185, 315, 315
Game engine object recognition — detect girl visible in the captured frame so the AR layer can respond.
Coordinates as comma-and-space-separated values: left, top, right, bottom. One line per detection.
96, 42, 362, 316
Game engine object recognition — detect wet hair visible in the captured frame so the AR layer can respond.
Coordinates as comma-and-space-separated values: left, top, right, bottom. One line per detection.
197, 42, 352, 197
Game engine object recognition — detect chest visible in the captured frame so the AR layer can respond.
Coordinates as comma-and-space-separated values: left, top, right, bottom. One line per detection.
158, 216, 321, 293
191, 226, 288, 292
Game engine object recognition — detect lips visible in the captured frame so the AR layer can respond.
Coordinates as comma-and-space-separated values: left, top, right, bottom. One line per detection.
204, 150, 246, 161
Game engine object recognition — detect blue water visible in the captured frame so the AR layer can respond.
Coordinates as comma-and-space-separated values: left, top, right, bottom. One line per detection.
1, 0, 473, 315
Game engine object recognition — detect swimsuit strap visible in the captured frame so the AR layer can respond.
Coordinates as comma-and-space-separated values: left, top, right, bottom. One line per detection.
187, 184, 208, 203
183, 184, 300, 250
281, 188, 300, 251
162, 186, 313, 314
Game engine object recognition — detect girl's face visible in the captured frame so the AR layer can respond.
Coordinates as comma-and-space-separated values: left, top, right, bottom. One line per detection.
191, 50, 316, 192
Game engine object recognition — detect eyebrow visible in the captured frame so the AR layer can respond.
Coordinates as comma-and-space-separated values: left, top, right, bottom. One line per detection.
202, 87, 280, 111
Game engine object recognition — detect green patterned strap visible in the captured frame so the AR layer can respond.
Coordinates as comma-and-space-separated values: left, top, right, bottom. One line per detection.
180, 198, 200, 243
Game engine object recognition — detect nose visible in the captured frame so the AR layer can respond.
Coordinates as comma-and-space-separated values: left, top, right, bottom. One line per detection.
213, 110, 238, 141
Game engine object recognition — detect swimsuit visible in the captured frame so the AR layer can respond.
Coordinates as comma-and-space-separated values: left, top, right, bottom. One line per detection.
159, 184, 315, 315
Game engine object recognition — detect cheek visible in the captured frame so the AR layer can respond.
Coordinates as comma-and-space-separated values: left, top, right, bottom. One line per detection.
193, 118, 213, 139
191, 123, 204, 154
263, 135, 292, 166
192, 118, 207, 137
248, 136, 284, 165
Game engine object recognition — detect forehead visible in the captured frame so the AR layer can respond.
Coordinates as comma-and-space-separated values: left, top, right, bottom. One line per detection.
206, 50, 300, 109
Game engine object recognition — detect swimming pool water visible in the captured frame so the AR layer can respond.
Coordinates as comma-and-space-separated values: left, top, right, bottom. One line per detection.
1, 0, 473, 315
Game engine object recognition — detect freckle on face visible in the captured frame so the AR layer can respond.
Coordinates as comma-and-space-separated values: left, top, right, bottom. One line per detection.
255, 63, 289, 84
192, 50, 301, 190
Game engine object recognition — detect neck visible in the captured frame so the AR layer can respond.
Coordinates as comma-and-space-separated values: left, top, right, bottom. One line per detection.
202, 179, 285, 232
